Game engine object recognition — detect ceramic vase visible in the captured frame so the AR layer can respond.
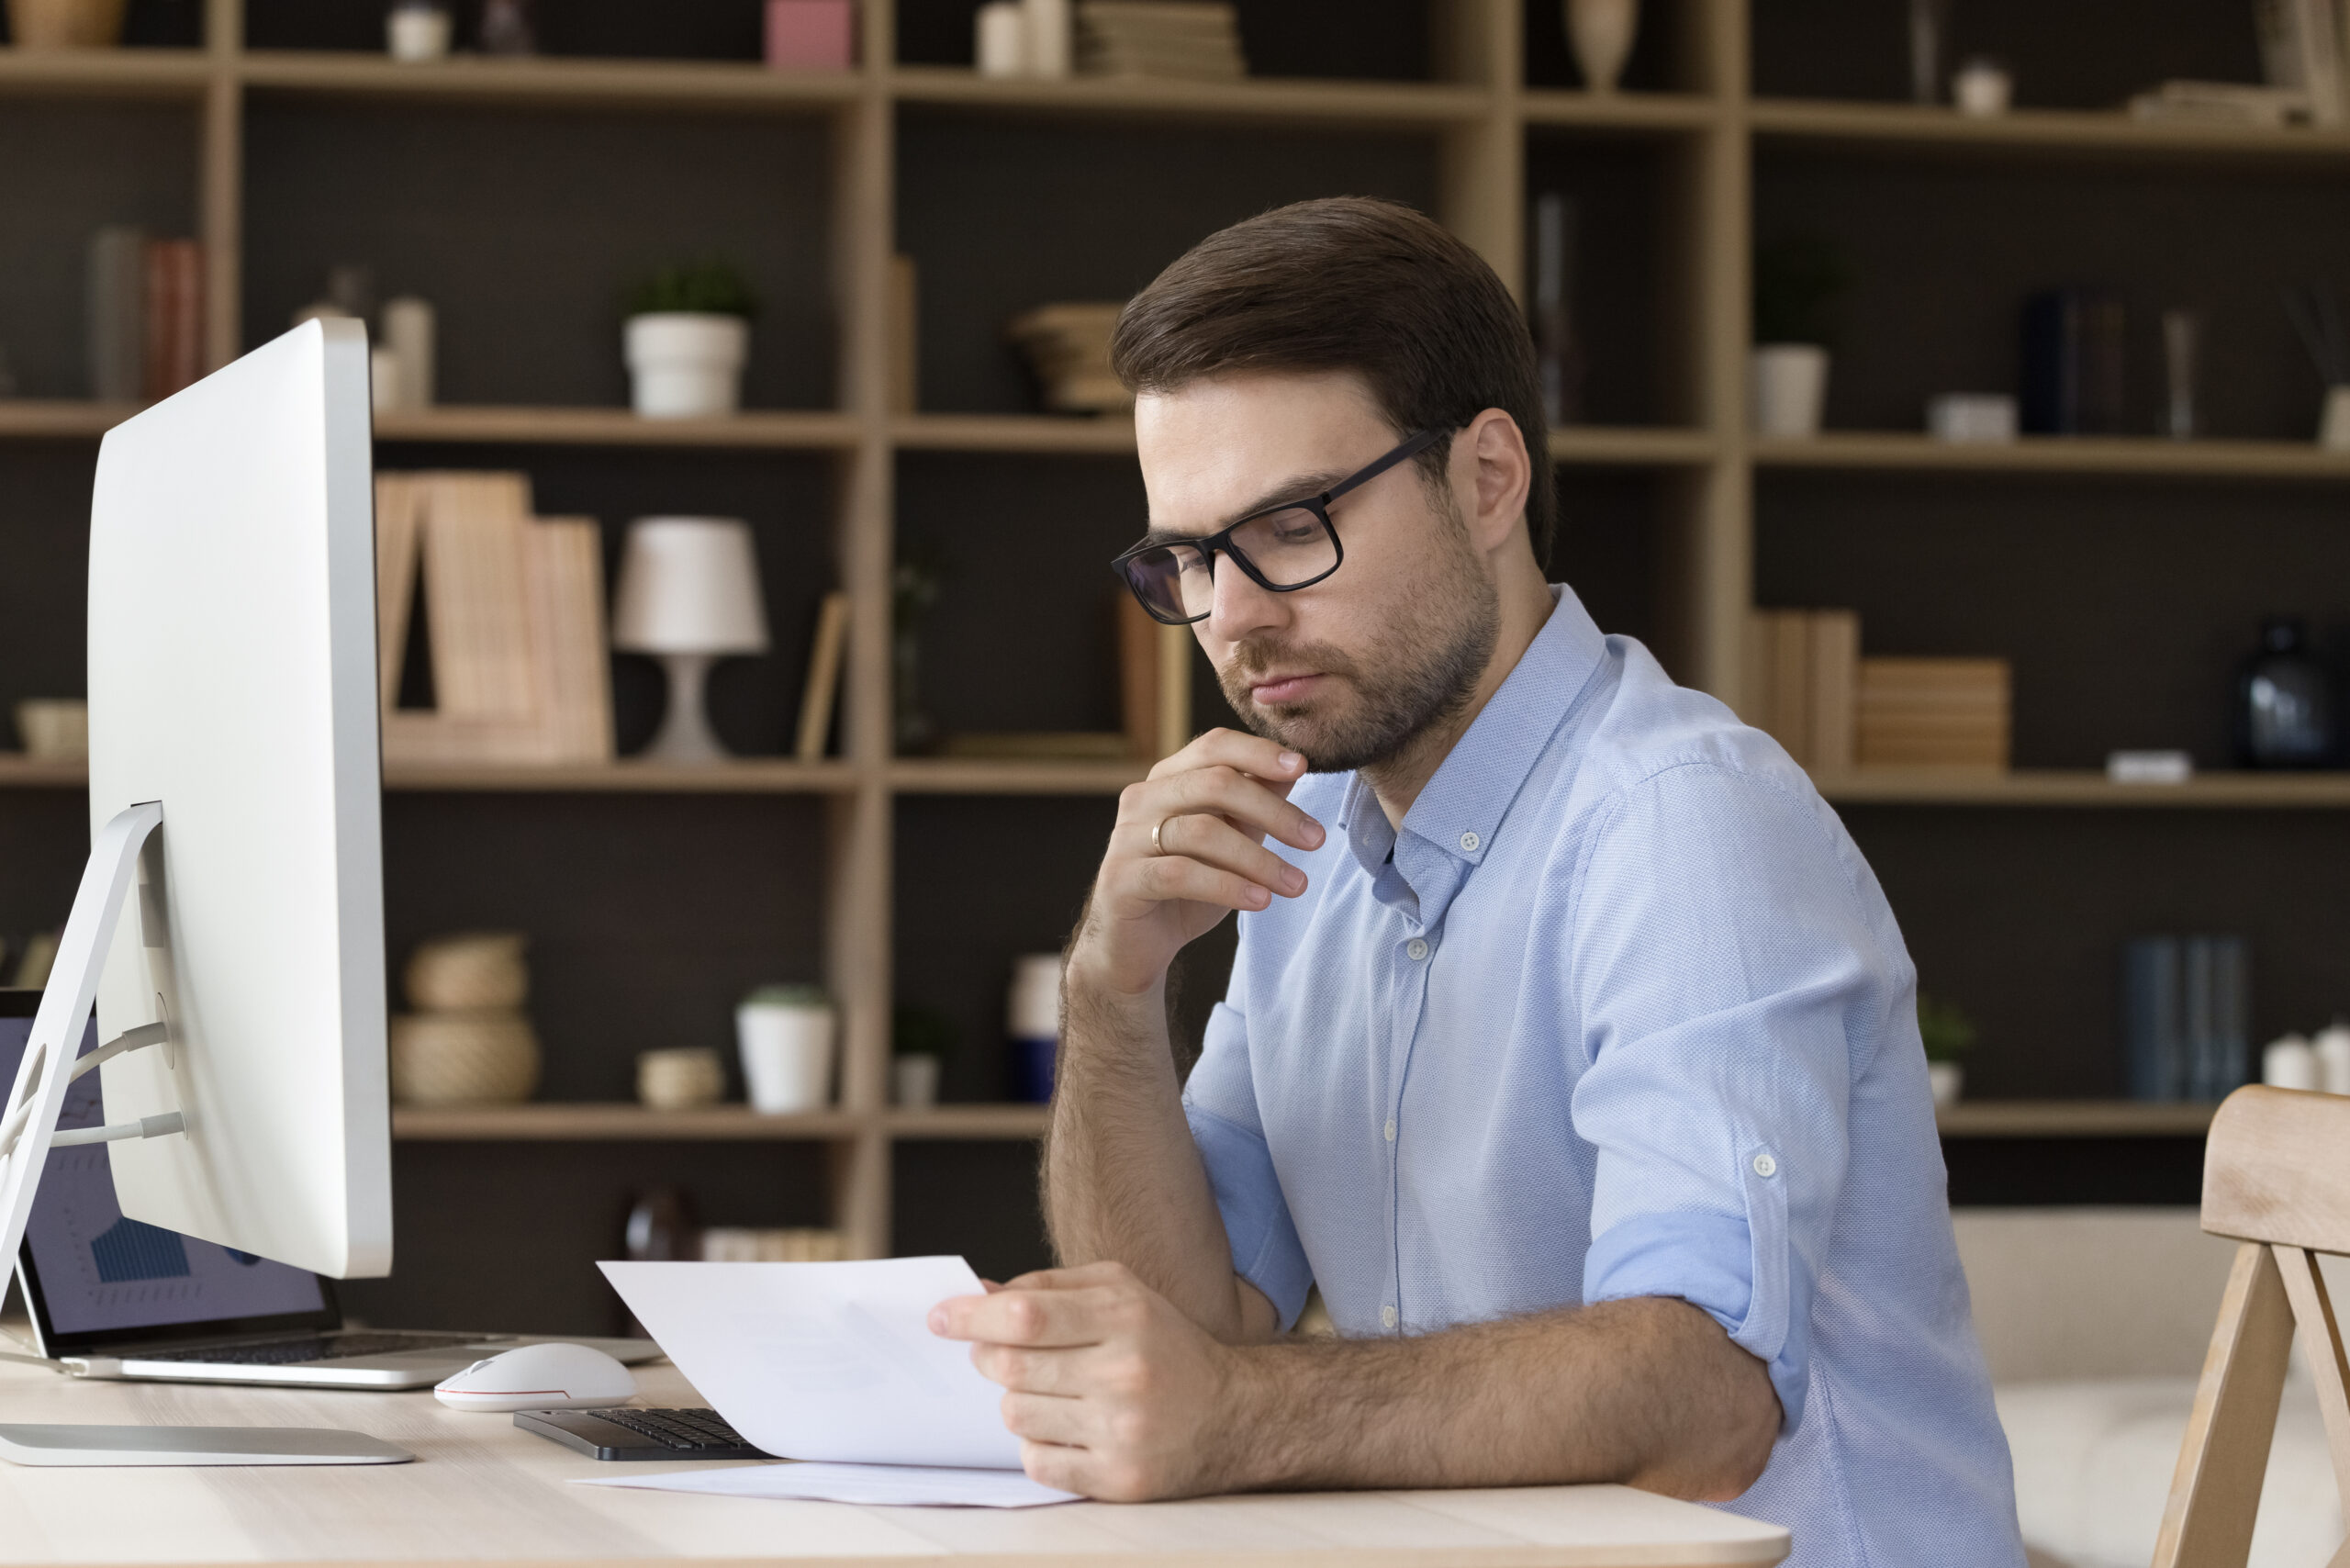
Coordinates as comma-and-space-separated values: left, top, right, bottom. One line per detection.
1927, 1061, 1964, 1107
1751, 343, 1830, 437
624, 312, 748, 419
1566, 0, 1639, 94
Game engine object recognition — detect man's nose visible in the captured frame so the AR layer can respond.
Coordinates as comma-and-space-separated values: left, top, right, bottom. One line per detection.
1205, 555, 1287, 646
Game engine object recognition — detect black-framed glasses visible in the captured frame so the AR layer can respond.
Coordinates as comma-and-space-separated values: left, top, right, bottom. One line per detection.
1110, 427, 1449, 626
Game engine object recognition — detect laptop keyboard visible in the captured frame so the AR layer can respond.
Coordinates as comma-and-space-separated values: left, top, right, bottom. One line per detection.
138, 1331, 490, 1366
590, 1407, 755, 1452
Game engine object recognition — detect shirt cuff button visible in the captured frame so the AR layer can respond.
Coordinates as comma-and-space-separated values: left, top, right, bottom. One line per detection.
1381, 1305, 1398, 1329
1751, 1152, 1778, 1179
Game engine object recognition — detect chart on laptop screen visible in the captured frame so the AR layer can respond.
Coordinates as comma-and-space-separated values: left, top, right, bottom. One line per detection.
0, 1018, 323, 1335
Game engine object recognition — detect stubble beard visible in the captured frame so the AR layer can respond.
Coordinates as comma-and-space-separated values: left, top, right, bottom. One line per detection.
1214, 505, 1502, 776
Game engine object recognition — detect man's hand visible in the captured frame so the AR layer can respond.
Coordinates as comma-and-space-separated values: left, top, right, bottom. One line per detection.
1070, 729, 1326, 1000
930, 1260, 1244, 1501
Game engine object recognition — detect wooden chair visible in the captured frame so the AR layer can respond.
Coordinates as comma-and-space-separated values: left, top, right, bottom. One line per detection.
2154, 1086, 2350, 1568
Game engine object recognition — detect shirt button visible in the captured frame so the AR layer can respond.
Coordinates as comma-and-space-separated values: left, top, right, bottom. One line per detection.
1459, 830, 1480, 853
1383, 1118, 1396, 1143
1381, 1305, 1398, 1329
1751, 1152, 1778, 1179
1406, 938, 1430, 961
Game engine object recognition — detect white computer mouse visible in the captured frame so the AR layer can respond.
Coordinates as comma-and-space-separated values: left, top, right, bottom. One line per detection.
432, 1342, 637, 1413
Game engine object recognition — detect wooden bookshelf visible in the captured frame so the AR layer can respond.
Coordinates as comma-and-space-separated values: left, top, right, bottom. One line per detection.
1753, 431, 2350, 480
1748, 96, 2350, 162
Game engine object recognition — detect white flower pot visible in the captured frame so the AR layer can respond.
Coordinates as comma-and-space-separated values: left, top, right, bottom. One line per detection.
1928, 1061, 1964, 1107
1751, 342, 1830, 438
737, 1000, 835, 1113
625, 312, 748, 419
1566, 0, 1640, 94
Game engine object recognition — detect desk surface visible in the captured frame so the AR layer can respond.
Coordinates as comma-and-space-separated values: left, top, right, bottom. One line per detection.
0, 1361, 1788, 1567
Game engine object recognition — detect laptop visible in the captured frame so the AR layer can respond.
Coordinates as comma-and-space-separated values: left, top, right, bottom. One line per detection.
1, 990, 659, 1388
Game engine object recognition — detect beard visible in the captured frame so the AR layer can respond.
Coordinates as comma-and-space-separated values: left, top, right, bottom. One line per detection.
1214, 508, 1501, 775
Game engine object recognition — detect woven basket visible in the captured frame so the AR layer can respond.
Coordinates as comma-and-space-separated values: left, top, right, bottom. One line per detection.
405, 932, 530, 1012
390, 1011, 540, 1105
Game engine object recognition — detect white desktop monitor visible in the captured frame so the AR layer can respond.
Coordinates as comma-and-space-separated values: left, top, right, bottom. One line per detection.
83, 317, 391, 1280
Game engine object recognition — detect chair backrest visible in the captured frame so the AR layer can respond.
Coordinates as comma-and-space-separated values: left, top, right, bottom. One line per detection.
2153, 1086, 2350, 1568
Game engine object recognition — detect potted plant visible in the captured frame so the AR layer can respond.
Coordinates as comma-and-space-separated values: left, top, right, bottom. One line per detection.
1751, 236, 1850, 438
891, 1004, 956, 1110
1919, 992, 1975, 1107
622, 261, 758, 419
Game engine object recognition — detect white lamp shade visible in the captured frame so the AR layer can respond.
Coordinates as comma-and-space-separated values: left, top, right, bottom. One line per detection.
611, 516, 770, 655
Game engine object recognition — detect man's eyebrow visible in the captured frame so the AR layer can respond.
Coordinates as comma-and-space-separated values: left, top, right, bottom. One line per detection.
1140, 467, 1349, 547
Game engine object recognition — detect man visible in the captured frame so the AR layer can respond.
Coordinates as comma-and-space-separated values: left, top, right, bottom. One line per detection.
929, 197, 2024, 1566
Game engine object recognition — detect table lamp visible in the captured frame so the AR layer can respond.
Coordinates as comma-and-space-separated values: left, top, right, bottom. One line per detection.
611, 516, 769, 763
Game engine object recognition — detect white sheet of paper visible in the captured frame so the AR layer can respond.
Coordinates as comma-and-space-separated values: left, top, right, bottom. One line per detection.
599, 1256, 1023, 1470
575, 1462, 1079, 1509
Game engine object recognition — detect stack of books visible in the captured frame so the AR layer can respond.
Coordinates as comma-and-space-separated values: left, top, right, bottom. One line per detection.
1856, 657, 2012, 770
1075, 1, 1246, 81
1003, 302, 1131, 412
2130, 0, 2347, 125
1744, 610, 2012, 774
2122, 935, 2251, 1102
87, 227, 203, 403
375, 471, 616, 767
1742, 609, 1859, 774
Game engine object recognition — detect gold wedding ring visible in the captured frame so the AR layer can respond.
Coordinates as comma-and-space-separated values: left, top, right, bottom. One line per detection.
1151, 815, 1175, 857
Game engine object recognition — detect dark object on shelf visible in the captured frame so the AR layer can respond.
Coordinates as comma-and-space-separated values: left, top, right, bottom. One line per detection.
515, 1406, 774, 1461
2282, 283, 2349, 387
621, 260, 760, 321
477, 0, 533, 53
892, 548, 945, 756
1908, 0, 1949, 105
2121, 935, 2248, 1102
2235, 616, 2336, 768
1531, 192, 1584, 426
2020, 288, 2127, 435
1752, 236, 1850, 348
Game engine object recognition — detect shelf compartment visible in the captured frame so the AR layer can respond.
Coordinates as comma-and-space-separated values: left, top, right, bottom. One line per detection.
0, 46, 211, 99
373, 406, 861, 450
1754, 432, 2350, 481
886, 1104, 1052, 1139
1750, 97, 2350, 163
1934, 1100, 2216, 1137
1522, 89, 1721, 132
887, 65, 1490, 129
1550, 426, 1718, 465
238, 50, 862, 112
392, 1103, 859, 1140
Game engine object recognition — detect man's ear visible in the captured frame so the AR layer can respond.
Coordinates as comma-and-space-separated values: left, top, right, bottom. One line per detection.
1458, 409, 1532, 555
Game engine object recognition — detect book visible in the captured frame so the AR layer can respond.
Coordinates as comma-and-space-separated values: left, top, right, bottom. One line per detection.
2123, 934, 2251, 1103
2021, 289, 2126, 436
2255, 0, 2344, 121
2122, 936, 2185, 1101
86, 226, 146, 403
141, 238, 203, 401
795, 590, 851, 761
420, 472, 538, 720
526, 518, 617, 764
1807, 610, 1859, 774
1740, 608, 1858, 773
889, 255, 918, 416
1855, 657, 2011, 769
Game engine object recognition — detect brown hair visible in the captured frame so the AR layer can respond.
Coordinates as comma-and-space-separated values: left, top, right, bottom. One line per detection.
1110, 196, 1556, 562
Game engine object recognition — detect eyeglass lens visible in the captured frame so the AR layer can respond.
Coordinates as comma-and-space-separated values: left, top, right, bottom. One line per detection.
1128, 506, 1336, 622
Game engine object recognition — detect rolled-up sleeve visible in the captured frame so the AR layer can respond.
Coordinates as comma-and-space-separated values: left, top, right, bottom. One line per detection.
1570, 763, 1894, 1433
1181, 999, 1313, 1330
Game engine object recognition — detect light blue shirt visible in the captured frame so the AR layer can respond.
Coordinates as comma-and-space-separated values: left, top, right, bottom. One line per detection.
1181, 586, 2024, 1568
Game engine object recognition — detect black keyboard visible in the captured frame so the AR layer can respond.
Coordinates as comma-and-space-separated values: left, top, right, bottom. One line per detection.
139, 1331, 489, 1366
514, 1406, 774, 1462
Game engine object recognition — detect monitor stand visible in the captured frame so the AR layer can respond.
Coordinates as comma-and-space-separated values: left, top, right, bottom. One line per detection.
0, 802, 413, 1467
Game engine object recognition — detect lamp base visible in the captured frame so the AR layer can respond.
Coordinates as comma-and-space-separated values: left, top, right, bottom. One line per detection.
642, 652, 728, 764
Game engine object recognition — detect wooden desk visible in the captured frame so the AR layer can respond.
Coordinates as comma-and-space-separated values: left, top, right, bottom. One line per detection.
0, 1361, 1788, 1566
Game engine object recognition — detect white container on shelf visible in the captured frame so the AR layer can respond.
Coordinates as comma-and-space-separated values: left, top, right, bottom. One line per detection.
975, 1, 1026, 76
1751, 343, 1830, 437
625, 312, 749, 419
386, 1, 452, 62
1565, 0, 1639, 95
2320, 385, 2350, 450
893, 1054, 941, 1109
2263, 1033, 2321, 1092
1021, 0, 1070, 76
737, 987, 835, 1113
2312, 1022, 2350, 1095
1927, 1061, 1964, 1107
383, 296, 436, 408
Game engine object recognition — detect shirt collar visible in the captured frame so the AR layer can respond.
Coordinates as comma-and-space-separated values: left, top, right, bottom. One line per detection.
1336, 584, 1608, 884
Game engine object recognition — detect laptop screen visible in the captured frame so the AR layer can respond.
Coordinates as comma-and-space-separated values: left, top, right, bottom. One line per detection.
1, 994, 330, 1352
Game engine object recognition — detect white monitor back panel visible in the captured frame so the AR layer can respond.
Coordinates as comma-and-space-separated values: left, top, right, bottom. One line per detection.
86, 319, 391, 1279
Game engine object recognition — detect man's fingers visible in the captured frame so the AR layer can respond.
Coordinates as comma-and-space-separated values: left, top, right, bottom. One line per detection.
972, 1339, 1104, 1396
1000, 1390, 1091, 1449
1145, 814, 1307, 900
1125, 851, 1278, 914
1148, 726, 1304, 792
930, 1282, 1131, 1347
1122, 764, 1324, 855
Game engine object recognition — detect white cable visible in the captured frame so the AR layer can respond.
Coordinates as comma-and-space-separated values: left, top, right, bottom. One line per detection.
49, 1112, 185, 1148
0, 1024, 172, 1163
